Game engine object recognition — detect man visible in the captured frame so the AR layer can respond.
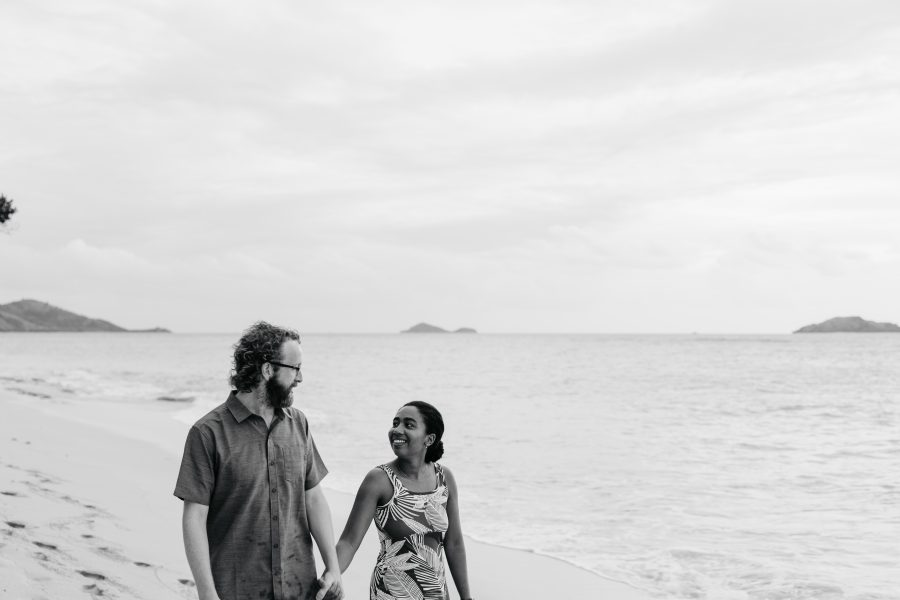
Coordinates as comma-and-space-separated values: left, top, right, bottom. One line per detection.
174, 321, 343, 600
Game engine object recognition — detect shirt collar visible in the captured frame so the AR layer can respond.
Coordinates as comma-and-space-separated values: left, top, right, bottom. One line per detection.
226, 392, 253, 423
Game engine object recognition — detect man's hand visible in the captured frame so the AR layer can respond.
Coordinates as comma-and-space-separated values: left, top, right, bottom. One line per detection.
315, 569, 343, 600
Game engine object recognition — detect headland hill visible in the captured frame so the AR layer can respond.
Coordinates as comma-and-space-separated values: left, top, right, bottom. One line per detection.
0, 299, 170, 333
402, 322, 477, 334
793, 316, 900, 333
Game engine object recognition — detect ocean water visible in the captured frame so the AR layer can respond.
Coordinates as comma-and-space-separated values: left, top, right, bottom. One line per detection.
1, 332, 898, 599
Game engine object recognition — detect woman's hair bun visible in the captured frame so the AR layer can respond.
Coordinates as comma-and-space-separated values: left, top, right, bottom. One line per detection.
426, 440, 444, 462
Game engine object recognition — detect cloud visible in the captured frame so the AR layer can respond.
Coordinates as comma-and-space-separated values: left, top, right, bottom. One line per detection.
63, 238, 157, 270
2, 1, 899, 332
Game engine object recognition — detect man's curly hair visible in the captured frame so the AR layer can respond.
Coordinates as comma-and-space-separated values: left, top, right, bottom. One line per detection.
230, 321, 301, 392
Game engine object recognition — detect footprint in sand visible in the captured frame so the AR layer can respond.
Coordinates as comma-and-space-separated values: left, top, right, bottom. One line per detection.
19, 475, 111, 519
133, 561, 152, 568
79, 569, 136, 598
26, 469, 57, 484
34, 541, 59, 550
178, 579, 196, 587
78, 570, 107, 580
5, 521, 26, 529
8, 387, 52, 399
1, 490, 21, 496
83, 582, 107, 597
94, 545, 130, 562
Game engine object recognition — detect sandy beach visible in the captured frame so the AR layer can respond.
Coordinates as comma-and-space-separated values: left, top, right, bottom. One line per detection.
0, 382, 650, 600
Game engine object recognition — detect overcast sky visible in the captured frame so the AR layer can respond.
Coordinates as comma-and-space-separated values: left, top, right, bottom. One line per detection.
2, 1, 899, 333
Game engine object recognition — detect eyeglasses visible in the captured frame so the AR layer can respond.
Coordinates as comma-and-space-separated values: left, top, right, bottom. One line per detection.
268, 360, 301, 374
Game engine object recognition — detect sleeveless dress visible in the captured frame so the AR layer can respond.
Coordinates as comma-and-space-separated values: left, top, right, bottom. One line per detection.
370, 463, 450, 600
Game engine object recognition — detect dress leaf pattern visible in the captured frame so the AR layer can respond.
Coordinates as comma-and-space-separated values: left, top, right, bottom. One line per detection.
408, 537, 445, 594
424, 499, 448, 531
384, 571, 424, 600
402, 518, 432, 535
370, 464, 450, 600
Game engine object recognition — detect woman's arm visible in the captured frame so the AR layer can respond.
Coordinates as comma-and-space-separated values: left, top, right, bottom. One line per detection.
336, 468, 392, 572
442, 466, 473, 600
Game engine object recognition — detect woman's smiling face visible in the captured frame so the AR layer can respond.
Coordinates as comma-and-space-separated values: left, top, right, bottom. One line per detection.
388, 405, 434, 457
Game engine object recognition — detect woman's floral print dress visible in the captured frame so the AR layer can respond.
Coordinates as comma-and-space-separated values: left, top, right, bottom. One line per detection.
370, 463, 450, 600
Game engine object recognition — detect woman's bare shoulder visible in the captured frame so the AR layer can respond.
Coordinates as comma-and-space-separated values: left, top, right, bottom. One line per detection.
360, 465, 394, 499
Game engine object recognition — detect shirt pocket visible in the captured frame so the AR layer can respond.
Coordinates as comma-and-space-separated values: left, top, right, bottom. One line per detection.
277, 444, 305, 486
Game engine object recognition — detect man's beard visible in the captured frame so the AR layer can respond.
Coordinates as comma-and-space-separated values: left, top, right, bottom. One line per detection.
265, 377, 294, 409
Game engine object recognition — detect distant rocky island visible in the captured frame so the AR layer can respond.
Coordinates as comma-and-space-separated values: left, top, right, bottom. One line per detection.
402, 322, 477, 334
0, 299, 171, 333
794, 316, 900, 333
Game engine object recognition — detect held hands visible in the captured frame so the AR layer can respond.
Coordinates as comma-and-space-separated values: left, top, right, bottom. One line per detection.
315, 569, 344, 600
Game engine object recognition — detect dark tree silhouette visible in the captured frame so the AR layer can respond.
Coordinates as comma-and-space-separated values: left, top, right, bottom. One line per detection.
0, 194, 16, 225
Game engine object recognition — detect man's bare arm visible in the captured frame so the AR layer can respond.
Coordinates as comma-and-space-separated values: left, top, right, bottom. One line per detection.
306, 484, 344, 600
182, 501, 221, 600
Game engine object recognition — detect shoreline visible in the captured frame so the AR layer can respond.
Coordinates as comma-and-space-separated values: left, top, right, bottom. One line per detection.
1, 384, 651, 599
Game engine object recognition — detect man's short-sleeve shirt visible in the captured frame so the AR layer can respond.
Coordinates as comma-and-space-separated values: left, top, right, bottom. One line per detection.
174, 392, 328, 600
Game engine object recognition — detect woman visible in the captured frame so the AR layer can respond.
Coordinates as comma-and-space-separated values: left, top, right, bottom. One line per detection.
336, 401, 474, 600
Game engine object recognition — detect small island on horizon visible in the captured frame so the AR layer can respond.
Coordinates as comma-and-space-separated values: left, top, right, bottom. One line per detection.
0, 299, 171, 333
793, 316, 900, 333
402, 322, 477, 334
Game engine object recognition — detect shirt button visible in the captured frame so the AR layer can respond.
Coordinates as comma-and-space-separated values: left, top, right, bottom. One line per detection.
271, 488, 277, 494
273, 515, 278, 521
269, 460, 275, 466
274, 543, 279, 548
